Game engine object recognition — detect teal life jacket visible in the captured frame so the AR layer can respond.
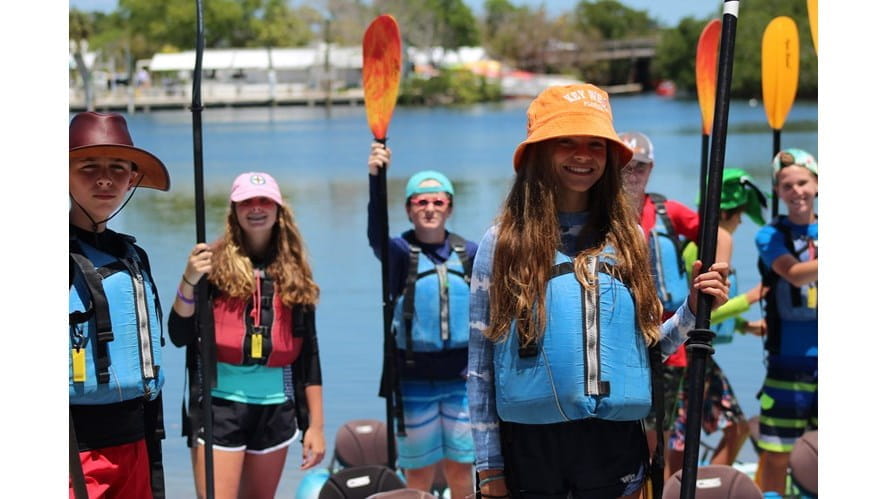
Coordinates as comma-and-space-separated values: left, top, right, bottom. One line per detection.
648, 193, 689, 313
758, 216, 818, 356
392, 233, 472, 357
493, 248, 652, 424
69, 235, 164, 405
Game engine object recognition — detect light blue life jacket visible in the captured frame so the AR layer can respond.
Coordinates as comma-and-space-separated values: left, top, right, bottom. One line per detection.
648, 193, 689, 313
392, 234, 471, 355
69, 236, 164, 405
493, 249, 652, 424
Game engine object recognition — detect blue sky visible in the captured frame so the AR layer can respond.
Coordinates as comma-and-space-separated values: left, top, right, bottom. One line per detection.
69, 0, 718, 28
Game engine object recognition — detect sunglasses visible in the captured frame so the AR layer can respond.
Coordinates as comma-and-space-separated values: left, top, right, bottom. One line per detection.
410, 196, 450, 208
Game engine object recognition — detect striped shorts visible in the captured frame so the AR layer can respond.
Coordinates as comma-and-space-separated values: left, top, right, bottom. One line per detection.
757, 357, 818, 453
396, 378, 475, 469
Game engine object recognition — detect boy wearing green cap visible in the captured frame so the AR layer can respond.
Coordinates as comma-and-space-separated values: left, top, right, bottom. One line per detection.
666, 168, 770, 476
754, 149, 818, 495
366, 143, 477, 499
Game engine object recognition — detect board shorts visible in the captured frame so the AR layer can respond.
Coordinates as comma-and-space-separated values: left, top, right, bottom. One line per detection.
756, 357, 818, 453
644, 364, 683, 431
669, 358, 745, 451
70, 439, 152, 499
197, 397, 299, 454
500, 418, 647, 498
397, 378, 475, 469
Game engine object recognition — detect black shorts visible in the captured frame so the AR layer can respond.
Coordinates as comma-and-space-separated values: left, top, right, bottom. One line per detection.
197, 397, 298, 454
501, 418, 648, 498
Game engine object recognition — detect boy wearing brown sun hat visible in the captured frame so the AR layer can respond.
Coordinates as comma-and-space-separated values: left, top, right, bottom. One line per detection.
68, 111, 170, 498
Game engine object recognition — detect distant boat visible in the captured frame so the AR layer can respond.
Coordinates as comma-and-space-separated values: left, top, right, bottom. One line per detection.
655, 80, 677, 98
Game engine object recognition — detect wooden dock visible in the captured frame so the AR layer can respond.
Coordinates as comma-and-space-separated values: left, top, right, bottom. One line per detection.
69, 84, 366, 113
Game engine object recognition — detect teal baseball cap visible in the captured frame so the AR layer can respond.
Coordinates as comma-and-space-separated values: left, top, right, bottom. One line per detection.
404, 170, 454, 200
772, 148, 818, 181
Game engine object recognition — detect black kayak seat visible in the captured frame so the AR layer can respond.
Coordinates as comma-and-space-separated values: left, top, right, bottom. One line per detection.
318, 465, 405, 499
663, 464, 762, 499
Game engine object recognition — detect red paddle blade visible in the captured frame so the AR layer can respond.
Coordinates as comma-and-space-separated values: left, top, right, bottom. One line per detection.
695, 19, 721, 136
761, 16, 800, 130
362, 14, 402, 141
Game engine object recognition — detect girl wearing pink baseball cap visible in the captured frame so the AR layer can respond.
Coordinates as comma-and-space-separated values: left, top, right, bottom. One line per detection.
168, 172, 326, 499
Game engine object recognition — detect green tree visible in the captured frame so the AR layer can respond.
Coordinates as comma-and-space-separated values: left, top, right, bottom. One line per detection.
376, 0, 479, 54
652, 0, 817, 99
652, 17, 708, 91
254, 0, 320, 47
574, 0, 658, 39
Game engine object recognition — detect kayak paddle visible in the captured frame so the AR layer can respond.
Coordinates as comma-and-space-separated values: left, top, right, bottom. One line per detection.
190, 1, 216, 496
695, 19, 721, 213
807, 0, 818, 55
761, 16, 800, 219
362, 13, 403, 471
681, 1, 741, 497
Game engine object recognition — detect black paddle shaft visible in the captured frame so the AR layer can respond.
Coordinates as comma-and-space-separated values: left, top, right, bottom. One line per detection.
771, 129, 781, 219
698, 134, 710, 215
374, 137, 400, 470
191, 1, 215, 497
680, 2, 741, 498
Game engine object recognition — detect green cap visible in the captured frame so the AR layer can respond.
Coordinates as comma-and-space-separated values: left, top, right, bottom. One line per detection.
404, 170, 454, 200
720, 168, 767, 226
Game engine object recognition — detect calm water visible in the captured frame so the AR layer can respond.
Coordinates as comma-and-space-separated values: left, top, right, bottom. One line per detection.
92, 94, 817, 498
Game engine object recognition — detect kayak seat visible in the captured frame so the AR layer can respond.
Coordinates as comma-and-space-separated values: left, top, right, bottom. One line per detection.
663, 464, 763, 499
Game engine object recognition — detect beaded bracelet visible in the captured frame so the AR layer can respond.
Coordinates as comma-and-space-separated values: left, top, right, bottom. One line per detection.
176, 288, 195, 305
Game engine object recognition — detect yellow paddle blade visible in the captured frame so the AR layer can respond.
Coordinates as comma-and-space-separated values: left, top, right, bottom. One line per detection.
761, 16, 800, 130
362, 14, 402, 141
695, 19, 721, 136
807, 0, 818, 55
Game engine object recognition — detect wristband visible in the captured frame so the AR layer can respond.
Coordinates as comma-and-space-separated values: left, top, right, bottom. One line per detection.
176, 288, 195, 305
478, 475, 506, 488
182, 274, 198, 287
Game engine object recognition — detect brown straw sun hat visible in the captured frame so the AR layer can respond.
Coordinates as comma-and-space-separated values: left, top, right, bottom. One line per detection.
69, 111, 170, 191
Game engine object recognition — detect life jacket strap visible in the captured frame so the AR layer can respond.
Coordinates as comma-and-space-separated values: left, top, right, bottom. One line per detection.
649, 192, 687, 278
69, 240, 114, 384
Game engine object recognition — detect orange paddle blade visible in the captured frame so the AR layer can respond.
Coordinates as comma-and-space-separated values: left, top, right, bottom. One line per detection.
362, 14, 402, 140
695, 19, 721, 136
761, 16, 800, 130
807, 0, 818, 54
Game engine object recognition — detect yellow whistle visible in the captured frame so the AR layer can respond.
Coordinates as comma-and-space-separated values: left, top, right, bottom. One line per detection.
72, 348, 86, 383
251, 334, 263, 358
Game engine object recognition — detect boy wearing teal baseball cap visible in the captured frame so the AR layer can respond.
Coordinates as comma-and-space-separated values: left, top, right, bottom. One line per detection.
365, 143, 477, 499
754, 148, 818, 495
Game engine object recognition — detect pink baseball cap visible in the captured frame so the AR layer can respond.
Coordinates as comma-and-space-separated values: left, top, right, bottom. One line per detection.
230, 172, 283, 205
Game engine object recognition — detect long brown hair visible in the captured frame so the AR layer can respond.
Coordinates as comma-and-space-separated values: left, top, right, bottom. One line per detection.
487, 140, 662, 346
209, 202, 319, 307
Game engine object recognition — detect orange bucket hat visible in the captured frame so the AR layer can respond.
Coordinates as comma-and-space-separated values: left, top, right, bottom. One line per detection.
512, 83, 634, 170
